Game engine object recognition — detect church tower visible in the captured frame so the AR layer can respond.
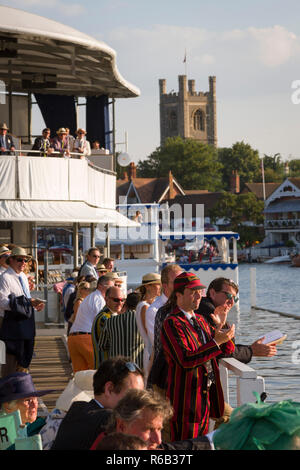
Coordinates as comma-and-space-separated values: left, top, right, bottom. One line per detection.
159, 75, 217, 147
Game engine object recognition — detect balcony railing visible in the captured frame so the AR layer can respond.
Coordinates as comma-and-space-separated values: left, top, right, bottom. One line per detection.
265, 219, 300, 229
0, 153, 116, 209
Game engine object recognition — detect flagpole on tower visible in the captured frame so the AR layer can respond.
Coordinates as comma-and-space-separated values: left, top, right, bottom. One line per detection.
183, 48, 187, 76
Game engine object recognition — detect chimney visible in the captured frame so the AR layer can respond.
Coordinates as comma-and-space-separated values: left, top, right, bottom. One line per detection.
128, 162, 137, 179
169, 171, 176, 199
230, 170, 240, 194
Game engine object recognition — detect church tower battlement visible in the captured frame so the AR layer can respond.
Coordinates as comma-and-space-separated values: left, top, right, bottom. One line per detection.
159, 75, 217, 147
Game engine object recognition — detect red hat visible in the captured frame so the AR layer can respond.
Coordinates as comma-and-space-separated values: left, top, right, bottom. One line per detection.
173, 271, 206, 292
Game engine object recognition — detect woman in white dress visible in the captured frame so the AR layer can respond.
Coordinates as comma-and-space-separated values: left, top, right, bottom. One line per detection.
135, 273, 161, 381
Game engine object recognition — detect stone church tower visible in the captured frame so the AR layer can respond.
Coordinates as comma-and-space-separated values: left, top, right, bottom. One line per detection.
159, 75, 217, 147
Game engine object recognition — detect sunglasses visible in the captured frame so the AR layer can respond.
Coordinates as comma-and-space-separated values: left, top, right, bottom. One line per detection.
124, 361, 142, 374
221, 291, 239, 303
15, 258, 28, 263
109, 297, 125, 303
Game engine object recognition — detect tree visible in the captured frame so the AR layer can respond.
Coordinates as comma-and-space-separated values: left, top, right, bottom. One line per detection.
288, 159, 300, 177
217, 141, 261, 190
261, 153, 285, 182
137, 136, 223, 191
209, 192, 264, 244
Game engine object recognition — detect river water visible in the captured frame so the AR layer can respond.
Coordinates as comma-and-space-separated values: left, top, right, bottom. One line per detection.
227, 262, 300, 404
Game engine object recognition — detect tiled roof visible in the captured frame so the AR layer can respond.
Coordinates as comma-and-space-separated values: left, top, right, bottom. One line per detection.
163, 192, 223, 216
242, 182, 280, 199
116, 176, 183, 203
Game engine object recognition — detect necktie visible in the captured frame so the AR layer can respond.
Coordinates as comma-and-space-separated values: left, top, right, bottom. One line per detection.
191, 316, 207, 344
19, 275, 31, 299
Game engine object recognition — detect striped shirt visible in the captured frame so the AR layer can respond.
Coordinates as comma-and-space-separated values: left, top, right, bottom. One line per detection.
98, 309, 145, 369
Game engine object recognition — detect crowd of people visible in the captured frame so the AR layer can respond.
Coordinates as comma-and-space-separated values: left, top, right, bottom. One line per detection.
0, 122, 109, 158
0, 242, 291, 451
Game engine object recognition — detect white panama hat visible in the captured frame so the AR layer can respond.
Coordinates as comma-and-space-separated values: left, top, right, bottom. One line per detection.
55, 369, 95, 412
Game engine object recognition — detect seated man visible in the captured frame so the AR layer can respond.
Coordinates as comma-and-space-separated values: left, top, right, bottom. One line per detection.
0, 122, 15, 155
90, 388, 212, 451
51, 357, 144, 450
30, 128, 53, 157
50, 128, 70, 157
0, 372, 55, 446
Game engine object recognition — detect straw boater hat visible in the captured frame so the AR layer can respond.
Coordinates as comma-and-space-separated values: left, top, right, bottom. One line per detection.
136, 272, 161, 291
0, 246, 11, 257
96, 263, 108, 273
0, 122, 9, 130
105, 271, 123, 283
55, 370, 95, 412
57, 127, 67, 135
7, 246, 32, 260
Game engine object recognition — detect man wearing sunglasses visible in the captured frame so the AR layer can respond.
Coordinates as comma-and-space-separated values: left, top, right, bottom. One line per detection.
0, 246, 45, 377
78, 247, 101, 279
93, 287, 144, 369
196, 277, 277, 364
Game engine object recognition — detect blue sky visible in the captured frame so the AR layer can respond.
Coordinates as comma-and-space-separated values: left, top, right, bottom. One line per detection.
5, 0, 300, 163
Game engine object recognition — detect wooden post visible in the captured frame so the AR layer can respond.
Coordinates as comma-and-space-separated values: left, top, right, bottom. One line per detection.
250, 267, 256, 308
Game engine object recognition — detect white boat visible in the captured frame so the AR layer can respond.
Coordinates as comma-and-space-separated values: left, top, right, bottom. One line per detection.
264, 255, 291, 264
95, 203, 240, 290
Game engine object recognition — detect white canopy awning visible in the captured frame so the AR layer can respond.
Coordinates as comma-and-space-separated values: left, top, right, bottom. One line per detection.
0, 5, 140, 97
0, 200, 139, 227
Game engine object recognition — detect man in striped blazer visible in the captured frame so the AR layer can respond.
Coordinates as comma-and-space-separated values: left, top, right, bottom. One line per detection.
92, 286, 125, 368
161, 272, 235, 441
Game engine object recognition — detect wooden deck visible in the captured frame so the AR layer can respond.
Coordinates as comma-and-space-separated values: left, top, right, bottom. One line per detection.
29, 332, 73, 411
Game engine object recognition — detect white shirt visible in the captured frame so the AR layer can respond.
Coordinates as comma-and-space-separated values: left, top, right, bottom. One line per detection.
73, 137, 91, 156
0, 266, 7, 275
0, 266, 31, 318
70, 289, 105, 333
145, 292, 168, 348
181, 309, 219, 349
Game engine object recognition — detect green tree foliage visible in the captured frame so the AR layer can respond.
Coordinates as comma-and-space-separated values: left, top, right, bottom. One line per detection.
217, 141, 261, 190
288, 159, 300, 177
209, 192, 264, 232
261, 153, 285, 182
137, 137, 223, 191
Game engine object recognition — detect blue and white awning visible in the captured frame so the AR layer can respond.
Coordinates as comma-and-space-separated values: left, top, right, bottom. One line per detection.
159, 231, 239, 241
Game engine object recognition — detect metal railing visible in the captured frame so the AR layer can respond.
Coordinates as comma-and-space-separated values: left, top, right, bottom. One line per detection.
219, 357, 265, 407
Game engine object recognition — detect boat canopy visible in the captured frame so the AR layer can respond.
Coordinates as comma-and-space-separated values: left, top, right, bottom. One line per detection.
159, 231, 240, 241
